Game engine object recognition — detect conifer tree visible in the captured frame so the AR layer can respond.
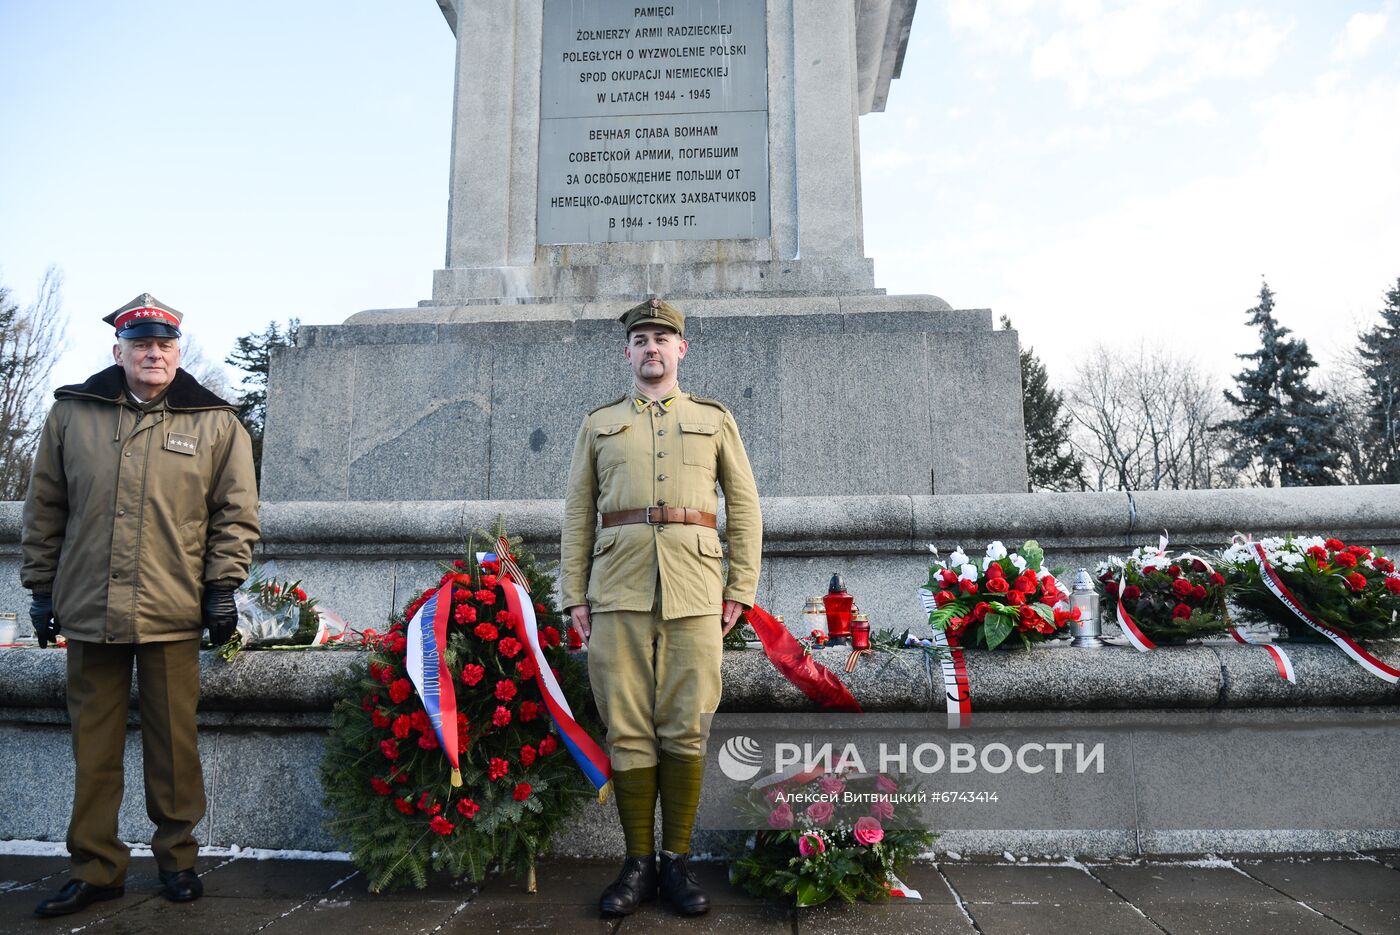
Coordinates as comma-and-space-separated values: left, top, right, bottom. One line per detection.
1358, 278, 1400, 484
1220, 281, 1338, 487
1002, 315, 1084, 491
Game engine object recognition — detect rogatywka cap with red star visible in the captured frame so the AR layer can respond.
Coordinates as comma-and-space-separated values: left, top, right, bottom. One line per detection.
103, 293, 183, 339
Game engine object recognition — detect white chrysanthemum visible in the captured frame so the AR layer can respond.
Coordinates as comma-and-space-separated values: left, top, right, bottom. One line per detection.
949, 548, 969, 567
927, 543, 940, 556
985, 541, 1008, 561
1009, 554, 1027, 572
959, 563, 978, 582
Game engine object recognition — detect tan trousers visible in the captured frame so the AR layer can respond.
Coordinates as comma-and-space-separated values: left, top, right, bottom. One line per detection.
587, 605, 723, 772
65, 638, 205, 886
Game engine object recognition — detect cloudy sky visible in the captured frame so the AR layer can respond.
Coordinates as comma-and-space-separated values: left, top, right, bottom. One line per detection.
1, 0, 1397, 389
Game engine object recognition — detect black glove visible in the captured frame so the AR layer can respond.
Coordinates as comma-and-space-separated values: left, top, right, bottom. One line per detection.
202, 583, 239, 646
29, 592, 59, 649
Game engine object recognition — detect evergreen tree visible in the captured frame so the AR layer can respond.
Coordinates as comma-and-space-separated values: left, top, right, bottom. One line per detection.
1358, 278, 1400, 484
1220, 281, 1339, 487
225, 318, 300, 483
1002, 315, 1084, 491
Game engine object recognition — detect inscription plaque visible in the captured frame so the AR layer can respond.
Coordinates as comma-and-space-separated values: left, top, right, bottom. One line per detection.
538, 0, 770, 245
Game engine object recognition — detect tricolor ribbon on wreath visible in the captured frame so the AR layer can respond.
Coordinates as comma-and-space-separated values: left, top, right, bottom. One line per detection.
1247, 538, 1399, 685
488, 538, 616, 802
404, 580, 463, 787
917, 588, 972, 729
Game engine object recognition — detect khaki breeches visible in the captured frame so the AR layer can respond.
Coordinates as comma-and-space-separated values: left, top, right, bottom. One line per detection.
587, 606, 723, 772
65, 638, 205, 886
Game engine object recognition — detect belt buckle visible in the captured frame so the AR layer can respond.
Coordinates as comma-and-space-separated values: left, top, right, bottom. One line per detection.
645, 505, 664, 525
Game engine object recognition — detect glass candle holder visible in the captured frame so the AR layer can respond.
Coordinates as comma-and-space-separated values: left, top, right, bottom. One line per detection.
850, 612, 871, 650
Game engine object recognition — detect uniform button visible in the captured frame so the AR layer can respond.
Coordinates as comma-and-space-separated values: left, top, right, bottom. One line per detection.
118, 510, 126, 516
658, 473, 668, 481
657, 499, 667, 506
657, 429, 666, 436
111, 572, 119, 579
657, 451, 667, 458
124, 451, 131, 458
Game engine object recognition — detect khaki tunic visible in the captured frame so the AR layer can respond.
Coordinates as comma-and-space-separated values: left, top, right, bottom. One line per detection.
20, 366, 260, 643
560, 387, 762, 619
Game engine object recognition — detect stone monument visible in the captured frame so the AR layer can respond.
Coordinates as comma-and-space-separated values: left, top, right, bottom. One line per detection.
261, 0, 1028, 503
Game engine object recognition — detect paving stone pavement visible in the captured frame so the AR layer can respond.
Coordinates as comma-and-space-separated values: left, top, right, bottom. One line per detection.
1, 852, 1397, 934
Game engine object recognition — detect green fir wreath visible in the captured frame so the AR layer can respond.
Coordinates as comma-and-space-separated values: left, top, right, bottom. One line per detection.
320, 520, 603, 891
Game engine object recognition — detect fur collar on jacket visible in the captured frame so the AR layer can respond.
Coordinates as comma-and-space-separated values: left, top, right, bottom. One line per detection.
55, 365, 235, 412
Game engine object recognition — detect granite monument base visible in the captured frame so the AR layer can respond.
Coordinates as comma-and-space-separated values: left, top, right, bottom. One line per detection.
260, 293, 1029, 503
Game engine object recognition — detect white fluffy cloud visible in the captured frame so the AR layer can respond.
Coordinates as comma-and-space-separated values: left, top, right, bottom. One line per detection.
1331, 10, 1389, 62
986, 71, 1400, 379
943, 0, 1292, 107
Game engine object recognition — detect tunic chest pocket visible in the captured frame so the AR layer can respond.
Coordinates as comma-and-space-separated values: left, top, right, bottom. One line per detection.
594, 423, 631, 472
680, 422, 719, 468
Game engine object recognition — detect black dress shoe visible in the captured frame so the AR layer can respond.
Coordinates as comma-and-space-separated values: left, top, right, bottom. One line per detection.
658, 852, 709, 915
159, 868, 204, 902
33, 879, 124, 917
599, 855, 657, 916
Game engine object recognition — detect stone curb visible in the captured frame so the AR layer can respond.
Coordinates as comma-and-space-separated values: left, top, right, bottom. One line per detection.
3, 641, 1396, 715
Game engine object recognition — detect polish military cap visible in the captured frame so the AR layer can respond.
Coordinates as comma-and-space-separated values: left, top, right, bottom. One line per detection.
103, 293, 183, 339
619, 296, 685, 337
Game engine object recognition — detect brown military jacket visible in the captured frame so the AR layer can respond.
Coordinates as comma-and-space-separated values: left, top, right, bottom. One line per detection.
560, 386, 762, 620
20, 366, 260, 643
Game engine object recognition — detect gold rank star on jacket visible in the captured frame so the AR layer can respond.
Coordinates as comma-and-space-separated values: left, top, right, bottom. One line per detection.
560, 388, 762, 619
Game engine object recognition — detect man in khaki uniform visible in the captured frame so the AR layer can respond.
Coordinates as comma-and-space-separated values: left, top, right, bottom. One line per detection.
21, 295, 259, 917
561, 297, 762, 917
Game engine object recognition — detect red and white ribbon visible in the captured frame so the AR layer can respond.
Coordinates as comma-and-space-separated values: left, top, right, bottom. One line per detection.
886, 870, 922, 899
1228, 625, 1296, 683
1115, 570, 1157, 653
919, 588, 973, 729
1251, 541, 1399, 684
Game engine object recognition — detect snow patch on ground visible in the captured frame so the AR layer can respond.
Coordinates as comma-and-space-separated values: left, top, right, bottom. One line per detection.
0, 840, 351, 862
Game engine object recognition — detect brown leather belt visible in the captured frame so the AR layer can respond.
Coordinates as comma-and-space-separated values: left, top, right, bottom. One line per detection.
601, 506, 718, 529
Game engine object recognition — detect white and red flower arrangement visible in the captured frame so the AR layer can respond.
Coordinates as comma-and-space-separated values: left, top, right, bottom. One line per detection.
1093, 542, 1229, 644
1221, 535, 1400, 641
320, 525, 601, 891
728, 770, 933, 906
922, 541, 1077, 649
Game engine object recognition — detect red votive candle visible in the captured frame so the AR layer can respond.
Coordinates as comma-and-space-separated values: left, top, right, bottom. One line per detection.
851, 613, 870, 650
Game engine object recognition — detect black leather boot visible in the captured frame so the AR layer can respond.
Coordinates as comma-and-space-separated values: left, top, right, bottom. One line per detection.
159, 868, 204, 902
599, 855, 657, 916
658, 852, 709, 915
33, 879, 124, 917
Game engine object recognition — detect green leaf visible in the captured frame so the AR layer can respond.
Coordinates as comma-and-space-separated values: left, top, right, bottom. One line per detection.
796, 877, 835, 907
983, 613, 1015, 650
1020, 540, 1045, 570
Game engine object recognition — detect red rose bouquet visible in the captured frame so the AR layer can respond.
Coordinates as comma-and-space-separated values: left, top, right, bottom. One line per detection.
1093, 542, 1228, 643
921, 540, 1076, 649
1221, 535, 1400, 640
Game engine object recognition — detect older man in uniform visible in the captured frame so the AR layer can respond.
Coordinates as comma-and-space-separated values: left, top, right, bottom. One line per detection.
561, 297, 762, 917
22, 295, 259, 917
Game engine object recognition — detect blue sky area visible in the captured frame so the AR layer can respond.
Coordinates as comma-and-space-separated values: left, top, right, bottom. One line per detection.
1, 1, 1397, 388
